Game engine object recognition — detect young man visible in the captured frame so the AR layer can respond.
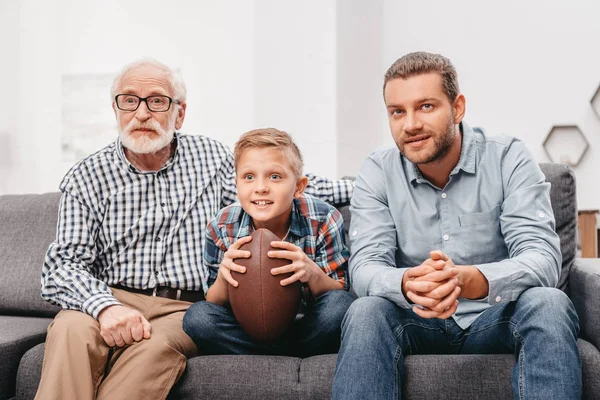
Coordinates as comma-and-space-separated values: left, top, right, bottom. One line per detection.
183, 128, 354, 357
331, 52, 581, 399
38, 60, 353, 400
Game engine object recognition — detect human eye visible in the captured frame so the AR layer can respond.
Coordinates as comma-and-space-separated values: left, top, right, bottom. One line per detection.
421, 103, 433, 111
149, 96, 167, 105
243, 174, 254, 180
269, 174, 282, 180
122, 95, 138, 104
390, 109, 404, 116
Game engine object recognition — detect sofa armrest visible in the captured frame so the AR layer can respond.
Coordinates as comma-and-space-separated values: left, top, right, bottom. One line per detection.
570, 258, 600, 349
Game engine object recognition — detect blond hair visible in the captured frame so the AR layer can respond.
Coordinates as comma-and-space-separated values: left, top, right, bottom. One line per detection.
383, 52, 459, 102
234, 128, 303, 178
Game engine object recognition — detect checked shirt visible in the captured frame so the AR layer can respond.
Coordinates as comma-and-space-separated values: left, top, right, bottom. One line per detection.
41, 133, 353, 318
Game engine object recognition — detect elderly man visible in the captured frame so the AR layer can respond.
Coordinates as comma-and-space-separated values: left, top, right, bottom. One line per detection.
37, 59, 352, 400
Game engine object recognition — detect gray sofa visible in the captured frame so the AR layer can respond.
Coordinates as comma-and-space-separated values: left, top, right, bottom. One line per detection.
1, 163, 599, 400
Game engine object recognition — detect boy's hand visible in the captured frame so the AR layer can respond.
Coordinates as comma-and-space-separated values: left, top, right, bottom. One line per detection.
218, 236, 252, 287
268, 241, 323, 286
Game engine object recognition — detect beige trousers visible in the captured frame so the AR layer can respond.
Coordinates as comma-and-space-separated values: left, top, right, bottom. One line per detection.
35, 288, 197, 400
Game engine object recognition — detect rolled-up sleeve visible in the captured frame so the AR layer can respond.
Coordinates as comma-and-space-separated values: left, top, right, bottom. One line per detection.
476, 139, 561, 304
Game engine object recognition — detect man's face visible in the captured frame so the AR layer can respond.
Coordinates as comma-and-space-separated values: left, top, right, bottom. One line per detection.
113, 64, 186, 154
384, 72, 462, 165
235, 147, 306, 234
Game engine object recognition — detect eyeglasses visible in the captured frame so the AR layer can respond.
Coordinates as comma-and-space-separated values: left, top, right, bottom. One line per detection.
115, 94, 179, 112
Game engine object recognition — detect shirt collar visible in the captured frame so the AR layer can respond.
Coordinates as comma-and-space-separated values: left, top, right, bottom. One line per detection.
451, 122, 477, 176
236, 212, 254, 238
115, 132, 181, 174
235, 197, 306, 241
404, 122, 478, 184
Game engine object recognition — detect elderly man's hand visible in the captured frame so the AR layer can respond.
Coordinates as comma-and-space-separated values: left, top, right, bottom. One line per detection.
97, 305, 152, 347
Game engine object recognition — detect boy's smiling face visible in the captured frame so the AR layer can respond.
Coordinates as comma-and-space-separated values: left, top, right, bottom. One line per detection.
235, 147, 307, 238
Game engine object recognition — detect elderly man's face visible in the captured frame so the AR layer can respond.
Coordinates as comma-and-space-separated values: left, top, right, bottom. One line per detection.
113, 64, 185, 154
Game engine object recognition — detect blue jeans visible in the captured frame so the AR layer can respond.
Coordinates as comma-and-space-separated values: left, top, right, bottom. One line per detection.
183, 289, 354, 357
332, 287, 581, 400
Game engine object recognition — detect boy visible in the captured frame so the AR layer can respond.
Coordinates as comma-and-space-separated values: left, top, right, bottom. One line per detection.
183, 128, 354, 357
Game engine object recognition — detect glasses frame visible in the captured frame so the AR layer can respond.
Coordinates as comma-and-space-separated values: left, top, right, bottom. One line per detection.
114, 94, 180, 112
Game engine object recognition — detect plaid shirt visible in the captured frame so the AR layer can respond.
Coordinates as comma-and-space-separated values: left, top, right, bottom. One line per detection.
41, 133, 353, 318
205, 194, 350, 301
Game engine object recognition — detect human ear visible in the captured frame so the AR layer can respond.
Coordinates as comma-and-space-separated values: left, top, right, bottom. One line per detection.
452, 94, 466, 124
294, 176, 309, 198
175, 103, 187, 130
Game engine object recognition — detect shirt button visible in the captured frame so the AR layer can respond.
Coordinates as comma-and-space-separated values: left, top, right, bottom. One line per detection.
443, 234, 449, 241
495, 296, 502, 303
161, 202, 166, 207
539, 212, 545, 218
155, 236, 161, 242
441, 193, 447, 199
154, 270, 160, 276
352, 230, 357, 237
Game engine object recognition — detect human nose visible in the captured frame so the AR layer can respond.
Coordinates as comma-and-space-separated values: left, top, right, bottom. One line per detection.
254, 177, 269, 193
134, 100, 151, 121
403, 112, 423, 133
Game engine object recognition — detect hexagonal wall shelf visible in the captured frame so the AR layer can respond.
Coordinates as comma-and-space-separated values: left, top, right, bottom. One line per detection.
591, 83, 600, 120
542, 125, 589, 167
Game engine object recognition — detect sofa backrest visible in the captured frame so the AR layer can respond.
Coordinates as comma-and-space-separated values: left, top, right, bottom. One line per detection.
337, 163, 577, 292
0, 192, 62, 317
539, 163, 577, 292
0, 163, 577, 317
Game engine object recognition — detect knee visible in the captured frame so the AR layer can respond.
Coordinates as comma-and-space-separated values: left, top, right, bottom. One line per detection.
315, 290, 355, 322
47, 310, 100, 344
342, 296, 397, 333
182, 301, 220, 341
516, 287, 579, 330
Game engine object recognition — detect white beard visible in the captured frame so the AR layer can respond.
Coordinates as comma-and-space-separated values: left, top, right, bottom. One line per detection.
119, 112, 177, 154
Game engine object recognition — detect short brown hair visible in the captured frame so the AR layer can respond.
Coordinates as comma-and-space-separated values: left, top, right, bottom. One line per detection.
383, 52, 459, 102
234, 128, 304, 178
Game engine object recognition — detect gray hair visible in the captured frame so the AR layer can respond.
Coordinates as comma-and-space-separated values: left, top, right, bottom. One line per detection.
110, 58, 187, 102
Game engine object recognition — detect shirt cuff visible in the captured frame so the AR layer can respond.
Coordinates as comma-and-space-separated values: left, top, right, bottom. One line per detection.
82, 292, 122, 320
368, 267, 412, 309
476, 262, 520, 305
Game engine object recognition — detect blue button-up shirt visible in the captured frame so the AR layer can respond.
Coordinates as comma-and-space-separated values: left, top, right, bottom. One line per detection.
349, 123, 561, 328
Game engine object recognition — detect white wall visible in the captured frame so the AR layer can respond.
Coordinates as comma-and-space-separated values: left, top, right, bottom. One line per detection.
380, 0, 600, 209
3, 0, 600, 211
336, 0, 385, 177
0, 0, 345, 195
253, 0, 338, 176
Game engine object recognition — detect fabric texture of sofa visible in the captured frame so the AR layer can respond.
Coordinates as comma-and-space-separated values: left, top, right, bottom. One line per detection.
1, 163, 599, 399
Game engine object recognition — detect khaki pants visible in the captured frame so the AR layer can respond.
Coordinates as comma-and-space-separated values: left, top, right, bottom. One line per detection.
35, 288, 197, 400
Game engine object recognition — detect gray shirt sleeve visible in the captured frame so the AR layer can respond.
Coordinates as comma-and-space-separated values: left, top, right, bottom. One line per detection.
348, 156, 412, 309
476, 139, 561, 304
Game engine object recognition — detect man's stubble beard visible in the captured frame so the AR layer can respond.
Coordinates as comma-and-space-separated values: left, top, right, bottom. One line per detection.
396, 113, 455, 165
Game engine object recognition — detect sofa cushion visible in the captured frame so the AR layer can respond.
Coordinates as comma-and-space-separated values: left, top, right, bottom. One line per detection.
169, 355, 301, 399
0, 316, 52, 400
0, 193, 62, 317
538, 163, 577, 292
16, 339, 600, 399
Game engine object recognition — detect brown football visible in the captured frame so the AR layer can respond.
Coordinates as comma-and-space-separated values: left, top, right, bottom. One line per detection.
229, 228, 302, 343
